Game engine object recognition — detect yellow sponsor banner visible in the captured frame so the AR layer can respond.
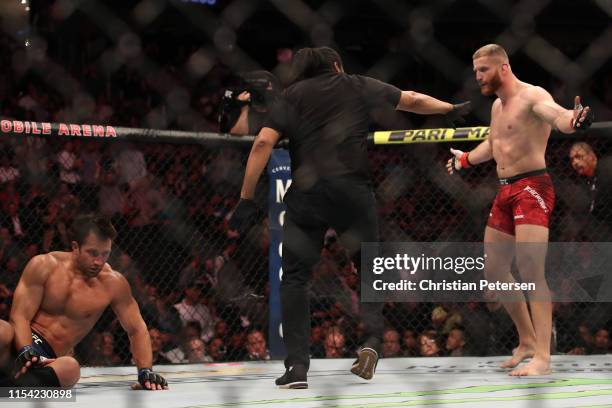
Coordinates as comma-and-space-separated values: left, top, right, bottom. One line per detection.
373, 126, 490, 144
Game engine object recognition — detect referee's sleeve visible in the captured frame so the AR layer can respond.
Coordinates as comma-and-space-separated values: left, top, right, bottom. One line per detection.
263, 98, 290, 134
360, 75, 402, 108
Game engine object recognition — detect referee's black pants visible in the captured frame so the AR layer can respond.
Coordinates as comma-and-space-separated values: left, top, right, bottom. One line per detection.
280, 179, 383, 370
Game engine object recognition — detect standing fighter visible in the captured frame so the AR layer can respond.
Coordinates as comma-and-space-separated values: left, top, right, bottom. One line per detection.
0, 214, 168, 390
447, 44, 593, 376
232, 46, 470, 388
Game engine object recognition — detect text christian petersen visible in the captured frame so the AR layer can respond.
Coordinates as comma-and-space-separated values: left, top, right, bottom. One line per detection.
371, 254, 536, 292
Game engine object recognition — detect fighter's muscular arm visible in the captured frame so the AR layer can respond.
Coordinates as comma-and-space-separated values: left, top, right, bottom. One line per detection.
529, 87, 589, 134
109, 272, 152, 370
110, 273, 167, 390
10, 255, 51, 350
447, 100, 496, 173
464, 99, 499, 165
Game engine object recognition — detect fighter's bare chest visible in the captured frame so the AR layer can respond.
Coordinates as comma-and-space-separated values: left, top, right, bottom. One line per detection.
491, 100, 533, 137
41, 272, 112, 320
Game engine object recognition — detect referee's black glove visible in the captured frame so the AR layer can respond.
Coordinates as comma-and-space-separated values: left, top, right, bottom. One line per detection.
229, 199, 259, 234
446, 101, 472, 128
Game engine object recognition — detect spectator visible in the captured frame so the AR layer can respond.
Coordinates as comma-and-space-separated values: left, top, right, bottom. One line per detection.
149, 327, 172, 364
113, 142, 148, 188
590, 329, 610, 355
98, 167, 126, 218
0, 202, 27, 244
401, 329, 418, 357
568, 141, 612, 240
431, 305, 462, 335
0, 181, 20, 213
382, 328, 401, 358
0, 227, 20, 269
90, 331, 122, 366
323, 326, 348, 358
123, 176, 165, 228
227, 332, 247, 361
245, 330, 270, 361
567, 323, 594, 355
186, 338, 213, 363
579, 323, 594, 348
418, 331, 441, 357
163, 322, 202, 363
208, 337, 227, 361
214, 320, 228, 339
173, 281, 216, 342
2, 255, 23, 290
79, 140, 102, 211
446, 328, 466, 357
56, 140, 82, 190
0, 153, 20, 184
310, 325, 325, 358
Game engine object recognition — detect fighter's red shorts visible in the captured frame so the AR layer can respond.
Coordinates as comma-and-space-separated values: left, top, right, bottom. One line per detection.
487, 169, 555, 235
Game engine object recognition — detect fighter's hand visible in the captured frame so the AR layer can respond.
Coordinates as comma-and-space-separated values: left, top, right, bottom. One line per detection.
446, 101, 472, 127
13, 344, 49, 379
229, 198, 259, 234
136, 368, 168, 391
446, 148, 465, 174
572, 96, 594, 130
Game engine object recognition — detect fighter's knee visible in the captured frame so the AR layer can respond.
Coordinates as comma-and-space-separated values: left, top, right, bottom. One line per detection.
53, 356, 81, 388
515, 254, 543, 278
484, 260, 509, 281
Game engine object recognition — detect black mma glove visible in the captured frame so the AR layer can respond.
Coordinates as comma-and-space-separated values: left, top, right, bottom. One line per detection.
138, 368, 168, 390
13, 344, 49, 378
445, 101, 472, 128
229, 198, 258, 233
573, 105, 594, 131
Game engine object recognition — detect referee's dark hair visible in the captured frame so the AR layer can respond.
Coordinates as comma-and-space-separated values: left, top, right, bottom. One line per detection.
291, 47, 344, 82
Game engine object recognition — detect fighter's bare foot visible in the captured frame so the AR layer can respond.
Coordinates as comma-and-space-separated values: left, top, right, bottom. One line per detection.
500, 345, 535, 369
509, 356, 551, 376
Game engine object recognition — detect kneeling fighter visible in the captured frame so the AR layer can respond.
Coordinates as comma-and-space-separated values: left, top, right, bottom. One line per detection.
0, 214, 168, 390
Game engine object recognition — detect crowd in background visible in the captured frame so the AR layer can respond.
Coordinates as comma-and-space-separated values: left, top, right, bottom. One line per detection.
1, 0, 612, 365
0, 133, 610, 365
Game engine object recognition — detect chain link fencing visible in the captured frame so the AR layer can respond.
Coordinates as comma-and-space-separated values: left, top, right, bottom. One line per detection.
0, 0, 611, 365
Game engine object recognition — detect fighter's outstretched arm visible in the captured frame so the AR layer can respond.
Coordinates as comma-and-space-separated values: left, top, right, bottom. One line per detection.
530, 88, 592, 134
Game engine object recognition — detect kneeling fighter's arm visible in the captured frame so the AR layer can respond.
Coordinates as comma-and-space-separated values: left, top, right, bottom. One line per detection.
110, 274, 152, 370
396, 91, 454, 115
10, 255, 49, 350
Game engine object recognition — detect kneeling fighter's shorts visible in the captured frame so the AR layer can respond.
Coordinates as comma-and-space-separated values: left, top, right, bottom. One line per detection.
487, 169, 555, 236
0, 330, 60, 387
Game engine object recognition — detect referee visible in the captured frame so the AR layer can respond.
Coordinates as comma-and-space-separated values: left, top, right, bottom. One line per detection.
232, 46, 470, 388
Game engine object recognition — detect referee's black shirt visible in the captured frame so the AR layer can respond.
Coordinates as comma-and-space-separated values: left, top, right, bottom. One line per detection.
264, 72, 401, 190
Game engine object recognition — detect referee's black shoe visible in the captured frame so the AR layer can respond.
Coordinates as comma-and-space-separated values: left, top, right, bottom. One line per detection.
351, 347, 379, 380
275, 365, 308, 389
